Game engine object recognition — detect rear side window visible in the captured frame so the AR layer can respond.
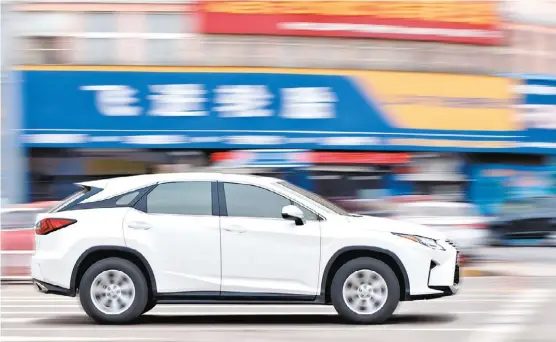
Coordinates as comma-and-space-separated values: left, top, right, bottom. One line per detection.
115, 191, 140, 206
146, 182, 212, 216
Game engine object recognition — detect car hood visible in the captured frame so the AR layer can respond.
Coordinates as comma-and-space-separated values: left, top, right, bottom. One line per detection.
347, 214, 447, 240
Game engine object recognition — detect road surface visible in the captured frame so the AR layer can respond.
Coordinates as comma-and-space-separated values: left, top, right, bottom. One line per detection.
1, 276, 555, 342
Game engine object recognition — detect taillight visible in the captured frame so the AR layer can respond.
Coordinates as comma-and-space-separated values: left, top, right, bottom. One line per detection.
35, 218, 76, 235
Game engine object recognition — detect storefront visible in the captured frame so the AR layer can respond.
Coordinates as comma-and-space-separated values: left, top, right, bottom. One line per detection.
18, 66, 556, 204
391, 153, 468, 201
466, 154, 554, 215
211, 150, 411, 215
27, 149, 209, 201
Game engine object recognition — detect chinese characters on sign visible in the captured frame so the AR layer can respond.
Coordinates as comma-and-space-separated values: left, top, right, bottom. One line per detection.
80, 85, 141, 116
80, 84, 337, 119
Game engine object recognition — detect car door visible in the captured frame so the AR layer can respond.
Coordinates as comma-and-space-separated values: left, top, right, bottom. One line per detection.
123, 181, 221, 294
219, 181, 321, 297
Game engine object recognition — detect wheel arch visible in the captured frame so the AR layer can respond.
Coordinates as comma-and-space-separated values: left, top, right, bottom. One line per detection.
70, 246, 157, 298
320, 246, 410, 303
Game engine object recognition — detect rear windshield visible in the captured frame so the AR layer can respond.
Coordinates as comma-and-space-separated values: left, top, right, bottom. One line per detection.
48, 186, 91, 213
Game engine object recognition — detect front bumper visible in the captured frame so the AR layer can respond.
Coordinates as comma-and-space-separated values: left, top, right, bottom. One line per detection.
407, 264, 460, 300
405, 246, 461, 301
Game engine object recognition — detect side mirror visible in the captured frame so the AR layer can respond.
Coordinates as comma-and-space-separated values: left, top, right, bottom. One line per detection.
281, 205, 305, 226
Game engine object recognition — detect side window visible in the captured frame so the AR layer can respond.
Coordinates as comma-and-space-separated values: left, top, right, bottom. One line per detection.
115, 191, 140, 206
224, 183, 290, 219
298, 205, 318, 221
147, 182, 212, 216
223, 183, 318, 220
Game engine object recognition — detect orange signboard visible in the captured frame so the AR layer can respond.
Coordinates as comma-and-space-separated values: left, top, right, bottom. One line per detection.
198, 0, 503, 45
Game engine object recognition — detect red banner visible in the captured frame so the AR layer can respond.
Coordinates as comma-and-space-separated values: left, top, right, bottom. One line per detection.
197, 0, 504, 45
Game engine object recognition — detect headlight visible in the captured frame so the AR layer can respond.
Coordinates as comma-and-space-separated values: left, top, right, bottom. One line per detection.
393, 233, 445, 251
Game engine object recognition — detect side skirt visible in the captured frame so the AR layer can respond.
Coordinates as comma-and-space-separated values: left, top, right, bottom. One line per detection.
155, 291, 327, 305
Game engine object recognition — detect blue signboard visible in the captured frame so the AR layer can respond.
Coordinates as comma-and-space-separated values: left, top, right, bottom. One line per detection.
19, 67, 556, 153
469, 163, 556, 215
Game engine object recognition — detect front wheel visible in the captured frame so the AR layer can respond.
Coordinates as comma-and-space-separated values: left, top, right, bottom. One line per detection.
330, 257, 400, 324
79, 257, 148, 324
142, 300, 156, 314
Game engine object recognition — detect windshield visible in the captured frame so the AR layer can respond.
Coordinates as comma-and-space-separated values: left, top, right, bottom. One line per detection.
277, 181, 350, 216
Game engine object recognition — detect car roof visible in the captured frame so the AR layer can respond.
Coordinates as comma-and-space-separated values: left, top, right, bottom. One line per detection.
78, 172, 280, 196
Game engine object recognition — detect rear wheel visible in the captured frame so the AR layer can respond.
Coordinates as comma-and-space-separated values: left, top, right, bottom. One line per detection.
330, 257, 400, 324
79, 257, 148, 324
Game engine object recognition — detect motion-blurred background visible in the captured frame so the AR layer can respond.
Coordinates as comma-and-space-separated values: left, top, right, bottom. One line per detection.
2, 0, 556, 278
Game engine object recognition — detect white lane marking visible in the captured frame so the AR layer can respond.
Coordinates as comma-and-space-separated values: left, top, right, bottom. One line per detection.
466, 288, 552, 342
0, 338, 161, 342
0, 327, 476, 332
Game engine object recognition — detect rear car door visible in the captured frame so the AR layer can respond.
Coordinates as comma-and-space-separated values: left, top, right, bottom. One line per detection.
219, 182, 321, 297
123, 181, 221, 294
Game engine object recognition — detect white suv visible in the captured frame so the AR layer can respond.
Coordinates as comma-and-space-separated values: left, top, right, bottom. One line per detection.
32, 173, 459, 324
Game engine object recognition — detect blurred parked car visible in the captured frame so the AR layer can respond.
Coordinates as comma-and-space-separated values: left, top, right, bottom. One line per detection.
394, 201, 489, 261
489, 197, 556, 246
1, 201, 58, 251
1, 201, 57, 279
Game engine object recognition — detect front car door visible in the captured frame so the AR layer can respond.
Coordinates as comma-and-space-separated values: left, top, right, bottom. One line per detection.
219, 181, 321, 298
123, 181, 221, 294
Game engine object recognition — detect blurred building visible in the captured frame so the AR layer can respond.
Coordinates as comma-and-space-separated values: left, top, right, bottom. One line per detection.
5, 0, 556, 215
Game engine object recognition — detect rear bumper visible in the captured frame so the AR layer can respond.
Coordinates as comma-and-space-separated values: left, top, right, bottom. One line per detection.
32, 279, 74, 297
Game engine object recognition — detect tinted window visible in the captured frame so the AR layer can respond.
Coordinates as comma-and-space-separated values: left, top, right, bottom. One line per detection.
147, 182, 212, 216
299, 205, 318, 221
224, 183, 317, 220
115, 191, 140, 206
224, 183, 289, 219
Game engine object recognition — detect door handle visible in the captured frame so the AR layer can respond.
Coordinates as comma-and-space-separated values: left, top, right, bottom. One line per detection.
223, 225, 246, 233
127, 221, 152, 230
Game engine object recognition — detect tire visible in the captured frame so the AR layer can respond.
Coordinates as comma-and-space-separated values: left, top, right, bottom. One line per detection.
79, 257, 148, 324
330, 257, 400, 324
142, 300, 156, 314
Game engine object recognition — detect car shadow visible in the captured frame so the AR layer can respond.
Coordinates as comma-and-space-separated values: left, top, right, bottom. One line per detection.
34, 313, 457, 326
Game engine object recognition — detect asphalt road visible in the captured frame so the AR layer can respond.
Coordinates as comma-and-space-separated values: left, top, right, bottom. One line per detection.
1, 275, 555, 342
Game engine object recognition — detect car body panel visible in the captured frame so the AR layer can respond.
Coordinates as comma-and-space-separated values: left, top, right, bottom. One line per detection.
123, 208, 222, 293
220, 215, 321, 296
32, 208, 129, 289
31, 172, 459, 302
